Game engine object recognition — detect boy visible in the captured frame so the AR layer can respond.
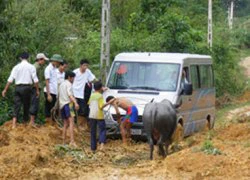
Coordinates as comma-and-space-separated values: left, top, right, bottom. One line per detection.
88, 81, 106, 152
103, 96, 138, 145
58, 71, 79, 147
73, 59, 96, 130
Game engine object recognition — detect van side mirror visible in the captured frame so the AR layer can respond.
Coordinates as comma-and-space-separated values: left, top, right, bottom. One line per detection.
183, 83, 193, 95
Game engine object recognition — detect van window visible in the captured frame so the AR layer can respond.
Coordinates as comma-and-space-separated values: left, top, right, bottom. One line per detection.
199, 65, 214, 88
190, 65, 199, 89
190, 64, 214, 89
107, 61, 180, 91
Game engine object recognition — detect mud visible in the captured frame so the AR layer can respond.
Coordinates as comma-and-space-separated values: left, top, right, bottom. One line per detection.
0, 105, 249, 180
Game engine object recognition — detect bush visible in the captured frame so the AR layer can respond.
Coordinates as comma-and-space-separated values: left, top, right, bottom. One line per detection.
212, 41, 246, 97
201, 140, 222, 155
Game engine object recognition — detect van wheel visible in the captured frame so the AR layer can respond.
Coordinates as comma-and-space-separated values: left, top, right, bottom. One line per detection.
204, 120, 211, 131
174, 123, 184, 142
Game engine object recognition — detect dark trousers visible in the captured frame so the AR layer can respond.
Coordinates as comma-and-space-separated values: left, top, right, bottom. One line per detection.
76, 98, 89, 117
90, 118, 106, 151
13, 85, 32, 121
29, 87, 40, 116
44, 93, 57, 118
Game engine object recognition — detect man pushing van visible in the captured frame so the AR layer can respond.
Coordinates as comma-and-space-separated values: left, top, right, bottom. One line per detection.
102, 96, 138, 145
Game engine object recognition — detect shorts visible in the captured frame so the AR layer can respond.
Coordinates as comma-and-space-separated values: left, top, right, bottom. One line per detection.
122, 106, 138, 124
61, 103, 75, 120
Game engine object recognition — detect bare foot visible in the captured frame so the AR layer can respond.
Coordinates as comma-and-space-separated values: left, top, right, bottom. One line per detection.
12, 123, 16, 129
29, 123, 39, 129
122, 142, 128, 148
100, 143, 104, 151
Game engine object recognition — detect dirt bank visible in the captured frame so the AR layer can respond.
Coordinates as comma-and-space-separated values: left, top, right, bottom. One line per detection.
0, 104, 249, 180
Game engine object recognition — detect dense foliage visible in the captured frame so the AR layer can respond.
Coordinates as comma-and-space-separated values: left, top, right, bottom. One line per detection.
0, 0, 249, 122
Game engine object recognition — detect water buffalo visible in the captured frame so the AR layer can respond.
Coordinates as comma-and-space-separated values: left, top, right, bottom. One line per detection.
142, 99, 177, 160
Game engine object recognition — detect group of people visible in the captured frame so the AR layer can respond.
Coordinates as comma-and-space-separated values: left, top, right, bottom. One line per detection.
1, 52, 138, 152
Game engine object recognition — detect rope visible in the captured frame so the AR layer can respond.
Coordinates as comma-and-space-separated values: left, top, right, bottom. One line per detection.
51, 99, 63, 128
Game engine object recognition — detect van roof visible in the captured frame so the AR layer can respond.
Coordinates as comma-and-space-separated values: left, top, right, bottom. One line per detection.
114, 52, 211, 63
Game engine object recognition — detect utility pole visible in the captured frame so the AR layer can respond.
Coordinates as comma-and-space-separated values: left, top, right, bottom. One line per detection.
208, 0, 212, 48
228, 0, 234, 29
100, 0, 110, 82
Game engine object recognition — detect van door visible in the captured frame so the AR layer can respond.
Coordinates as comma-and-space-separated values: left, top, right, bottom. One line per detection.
196, 64, 215, 129
178, 66, 195, 136
183, 64, 215, 136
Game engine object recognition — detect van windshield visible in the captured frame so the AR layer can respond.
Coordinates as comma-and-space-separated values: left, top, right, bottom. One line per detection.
107, 61, 180, 91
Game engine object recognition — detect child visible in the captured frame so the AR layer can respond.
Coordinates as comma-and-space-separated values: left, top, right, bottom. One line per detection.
59, 71, 79, 147
88, 81, 106, 152
102, 96, 138, 145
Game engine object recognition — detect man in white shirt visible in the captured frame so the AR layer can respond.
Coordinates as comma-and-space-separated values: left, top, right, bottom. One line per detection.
44, 54, 63, 124
57, 60, 68, 86
73, 59, 96, 129
2, 52, 39, 129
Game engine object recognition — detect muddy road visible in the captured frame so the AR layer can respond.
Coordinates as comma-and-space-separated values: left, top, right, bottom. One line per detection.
0, 103, 249, 179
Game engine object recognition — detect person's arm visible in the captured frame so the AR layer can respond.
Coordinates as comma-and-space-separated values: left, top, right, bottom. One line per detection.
2, 67, 15, 97
113, 103, 120, 115
2, 82, 11, 97
69, 95, 79, 110
102, 98, 121, 123
113, 103, 122, 123
87, 69, 98, 83
102, 86, 108, 92
68, 85, 79, 110
101, 98, 115, 109
45, 79, 52, 102
44, 66, 52, 102
34, 82, 40, 97
31, 66, 39, 97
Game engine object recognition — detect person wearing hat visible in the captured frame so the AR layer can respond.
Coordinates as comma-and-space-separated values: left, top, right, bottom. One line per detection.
29, 53, 49, 126
44, 54, 63, 124
2, 52, 39, 129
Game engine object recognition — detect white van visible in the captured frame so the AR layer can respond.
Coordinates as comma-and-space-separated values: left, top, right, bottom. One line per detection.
103, 52, 215, 138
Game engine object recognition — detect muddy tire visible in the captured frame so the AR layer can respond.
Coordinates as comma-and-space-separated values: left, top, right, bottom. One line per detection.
204, 120, 211, 131
174, 123, 184, 142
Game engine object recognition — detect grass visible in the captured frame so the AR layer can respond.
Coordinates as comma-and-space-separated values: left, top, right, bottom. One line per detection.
239, 49, 250, 59
215, 101, 250, 128
243, 141, 250, 148
54, 144, 88, 163
200, 140, 222, 155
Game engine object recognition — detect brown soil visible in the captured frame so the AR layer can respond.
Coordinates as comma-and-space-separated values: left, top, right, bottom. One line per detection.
240, 56, 250, 77
0, 107, 249, 180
